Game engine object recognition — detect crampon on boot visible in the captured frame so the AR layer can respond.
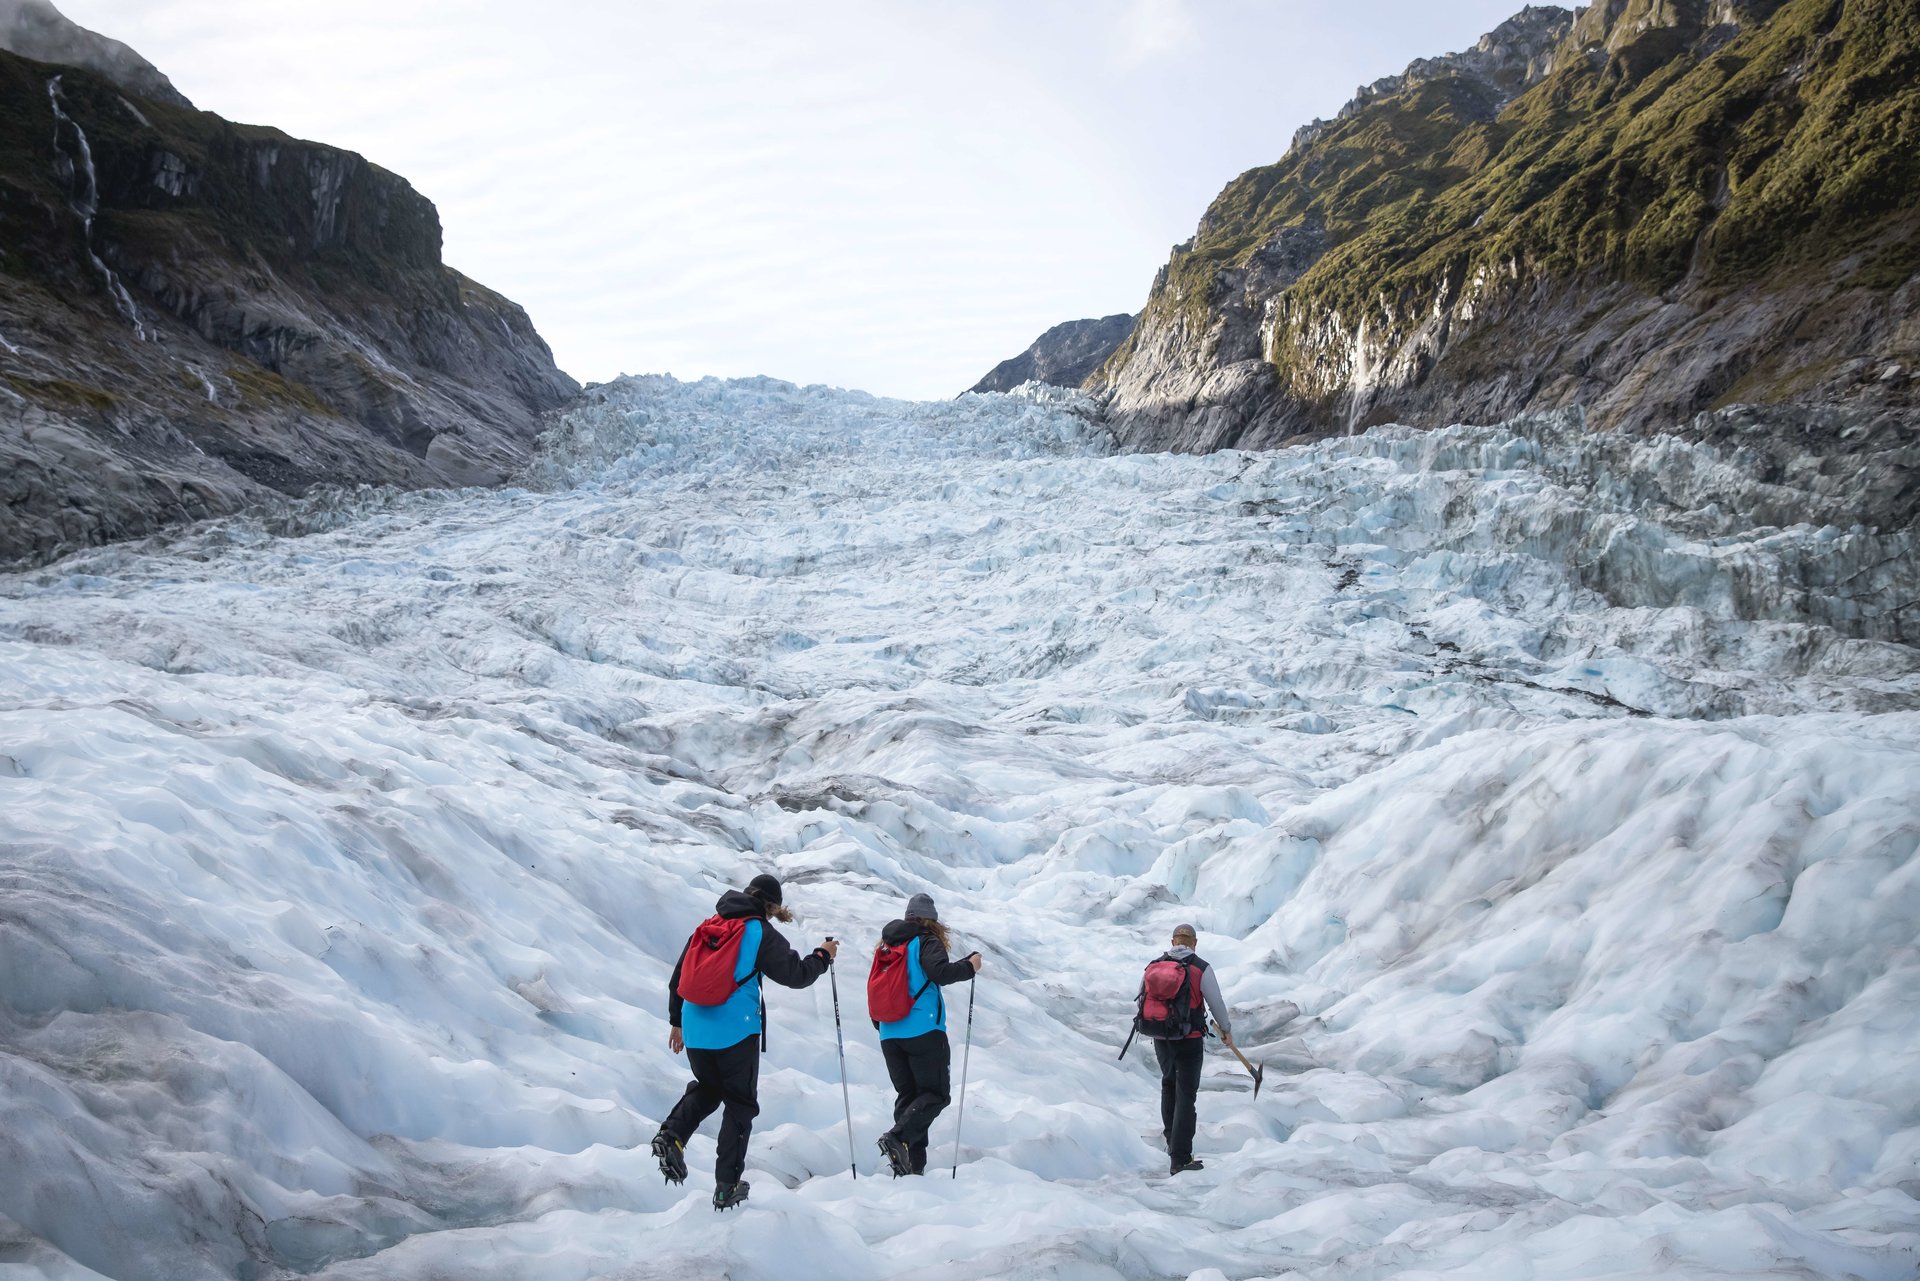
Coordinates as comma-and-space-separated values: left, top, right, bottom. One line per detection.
712, 1180, 751, 1211
650, 1133, 686, 1185
877, 1132, 911, 1178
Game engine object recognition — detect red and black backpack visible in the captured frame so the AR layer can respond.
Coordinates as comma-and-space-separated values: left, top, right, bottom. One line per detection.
1134, 954, 1207, 1040
676, 915, 759, 1006
867, 936, 935, 1023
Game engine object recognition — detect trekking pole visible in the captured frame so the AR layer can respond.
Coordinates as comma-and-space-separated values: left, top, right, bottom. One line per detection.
826, 938, 857, 1178
950, 978, 976, 1179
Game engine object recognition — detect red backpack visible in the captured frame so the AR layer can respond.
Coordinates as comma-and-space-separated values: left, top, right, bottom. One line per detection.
676, 916, 757, 1005
1135, 956, 1205, 1040
867, 938, 934, 1023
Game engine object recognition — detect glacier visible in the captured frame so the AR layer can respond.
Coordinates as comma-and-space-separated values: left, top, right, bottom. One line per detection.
1, 374, 1917, 1281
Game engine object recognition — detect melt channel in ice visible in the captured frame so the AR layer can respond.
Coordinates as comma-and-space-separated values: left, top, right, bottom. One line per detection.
2, 374, 1918, 1281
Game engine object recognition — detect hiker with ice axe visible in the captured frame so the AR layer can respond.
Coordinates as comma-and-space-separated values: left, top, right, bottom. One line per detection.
1120, 923, 1251, 1174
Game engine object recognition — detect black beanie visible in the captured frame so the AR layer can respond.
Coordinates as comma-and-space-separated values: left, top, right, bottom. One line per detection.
746, 873, 783, 906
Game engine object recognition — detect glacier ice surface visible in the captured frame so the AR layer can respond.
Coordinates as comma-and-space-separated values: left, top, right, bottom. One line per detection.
1, 375, 1917, 1280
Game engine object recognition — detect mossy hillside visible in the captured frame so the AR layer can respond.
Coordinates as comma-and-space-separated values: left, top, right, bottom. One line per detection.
0, 48, 450, 300
6, 374, 120, 413
0, 50, 92, 285
221, 361, 336, 416
0, 50, 56, 199
1141, 0, 1919, 374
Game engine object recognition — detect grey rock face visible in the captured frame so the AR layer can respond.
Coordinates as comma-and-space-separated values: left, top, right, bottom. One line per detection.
1110, 8, 1581, 455
968, 314, 1136, 395
1567, 0, 1786, 57
1288, 6, 1573, 158
1103, 247, 1920, 464
1093, 0, 1920, 498
0, 0, 190, 107
0, 38, 578, 566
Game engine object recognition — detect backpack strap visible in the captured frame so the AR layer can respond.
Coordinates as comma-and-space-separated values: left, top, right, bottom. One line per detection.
740, 918, 766, 1051
739, 918, 764, 989
1182, 955, 1210, 1034
910, 936, 941, 1023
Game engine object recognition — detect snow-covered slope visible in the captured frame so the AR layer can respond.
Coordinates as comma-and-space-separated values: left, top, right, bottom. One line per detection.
2, 376, 1916, 1281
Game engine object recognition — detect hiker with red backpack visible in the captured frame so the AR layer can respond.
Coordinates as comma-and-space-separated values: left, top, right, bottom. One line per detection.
1122, 923, 1234, 1175
867, 892, 981, 1177
653, 874, 839, 1210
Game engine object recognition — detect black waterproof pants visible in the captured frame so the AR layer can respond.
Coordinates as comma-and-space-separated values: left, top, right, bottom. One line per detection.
662, 1035, 761, 1185
881, 1029, 951, 1174
1155, 1036, 1205, 1167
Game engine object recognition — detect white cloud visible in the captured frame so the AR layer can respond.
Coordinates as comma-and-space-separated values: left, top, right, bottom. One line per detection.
1112, 0, 1198, 68
51, 0, 1537, 398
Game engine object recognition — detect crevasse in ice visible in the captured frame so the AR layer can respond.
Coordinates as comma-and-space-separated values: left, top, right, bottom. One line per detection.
1, 375, 1916, 1280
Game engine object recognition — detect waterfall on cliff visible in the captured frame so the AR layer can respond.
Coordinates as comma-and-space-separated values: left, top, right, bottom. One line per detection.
44, 73, 146, 342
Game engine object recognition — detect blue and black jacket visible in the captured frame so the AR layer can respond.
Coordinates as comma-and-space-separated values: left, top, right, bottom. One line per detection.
874, 918, 976, 1042
668, 889, 832, 1052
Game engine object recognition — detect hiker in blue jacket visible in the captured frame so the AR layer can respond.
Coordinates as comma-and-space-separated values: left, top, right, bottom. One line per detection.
653, 874, 838, 1210
873, 893, 980, 1176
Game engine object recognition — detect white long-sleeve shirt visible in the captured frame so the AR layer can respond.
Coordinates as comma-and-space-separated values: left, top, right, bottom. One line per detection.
1165, 945, 1230, 1036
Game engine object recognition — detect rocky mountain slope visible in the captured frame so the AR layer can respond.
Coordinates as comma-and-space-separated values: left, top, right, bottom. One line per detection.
1092, 0, 1920, 465
0, 1, 577, 565
967, 313, 1135, 394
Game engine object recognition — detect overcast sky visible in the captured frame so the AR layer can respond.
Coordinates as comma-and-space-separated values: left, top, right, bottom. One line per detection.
60, 0, 1533, 399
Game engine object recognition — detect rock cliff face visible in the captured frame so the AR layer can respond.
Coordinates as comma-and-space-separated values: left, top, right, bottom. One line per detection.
967, 313, 1136, 394
0, 7, 577, 565
1093, 0, 1920, 468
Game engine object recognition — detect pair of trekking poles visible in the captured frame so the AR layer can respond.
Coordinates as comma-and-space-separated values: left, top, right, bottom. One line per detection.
825, 936, 976, 1180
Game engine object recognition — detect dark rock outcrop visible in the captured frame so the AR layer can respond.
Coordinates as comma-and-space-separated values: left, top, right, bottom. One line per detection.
0, 7, 578, 565
1093, 0, 1920, 476
967, 314, 1135, 395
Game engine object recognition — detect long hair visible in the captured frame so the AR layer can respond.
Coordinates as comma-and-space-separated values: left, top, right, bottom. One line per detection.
917, 918, 952, 954
748, 887, 794, 924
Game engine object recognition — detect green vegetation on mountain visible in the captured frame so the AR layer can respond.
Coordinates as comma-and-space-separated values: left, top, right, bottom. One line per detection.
1164, 0, 1917, 328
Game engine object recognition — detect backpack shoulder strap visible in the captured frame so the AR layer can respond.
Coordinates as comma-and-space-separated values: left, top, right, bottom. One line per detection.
908, 935, 937, 1001
736, 918, 765, 988
738, 918, 768, 1049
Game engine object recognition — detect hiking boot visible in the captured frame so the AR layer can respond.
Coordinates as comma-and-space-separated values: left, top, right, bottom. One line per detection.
712, 1180, 751, 1211
650, 1132, 686, 1185
1171, 1158, 1205, 1175
877, 1132, 911, 1178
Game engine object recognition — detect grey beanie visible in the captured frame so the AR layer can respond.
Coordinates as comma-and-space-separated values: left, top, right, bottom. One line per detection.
905, 893, 938, 922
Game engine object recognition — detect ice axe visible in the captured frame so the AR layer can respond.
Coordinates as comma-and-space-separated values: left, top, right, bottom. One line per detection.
1215, 1023, 1264, 1097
